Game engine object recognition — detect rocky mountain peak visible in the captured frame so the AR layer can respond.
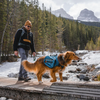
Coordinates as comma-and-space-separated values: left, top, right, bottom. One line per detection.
77, 9, 99, 22
52, 8, 73, 19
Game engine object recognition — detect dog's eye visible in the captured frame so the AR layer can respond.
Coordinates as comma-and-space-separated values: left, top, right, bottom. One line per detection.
73, 54, 74, 56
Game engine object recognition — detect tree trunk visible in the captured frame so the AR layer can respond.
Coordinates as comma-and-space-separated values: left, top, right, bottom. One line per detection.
0, 0, 15, 63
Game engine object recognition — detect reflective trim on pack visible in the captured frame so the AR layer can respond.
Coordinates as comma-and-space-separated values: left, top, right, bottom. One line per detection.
18, 43, 30, 47
23, 39, 31, 43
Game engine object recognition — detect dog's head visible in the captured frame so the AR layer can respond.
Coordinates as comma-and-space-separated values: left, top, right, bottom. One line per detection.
58, 51, 80, 66
64, 51, 80, 61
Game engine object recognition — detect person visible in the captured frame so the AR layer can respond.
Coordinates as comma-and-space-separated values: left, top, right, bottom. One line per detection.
13, 20, 36, 82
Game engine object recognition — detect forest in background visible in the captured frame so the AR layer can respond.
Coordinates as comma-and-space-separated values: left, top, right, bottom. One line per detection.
0, 0, 100, 63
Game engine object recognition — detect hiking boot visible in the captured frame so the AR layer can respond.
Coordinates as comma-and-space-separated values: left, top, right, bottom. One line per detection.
24, 77, 31, 82
18, 77, 24, 81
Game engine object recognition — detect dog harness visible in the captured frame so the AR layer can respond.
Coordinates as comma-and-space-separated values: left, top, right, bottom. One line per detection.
44, 55, 64, 68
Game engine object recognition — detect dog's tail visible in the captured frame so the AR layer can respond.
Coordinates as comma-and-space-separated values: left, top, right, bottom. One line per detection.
22, 60, 37, 73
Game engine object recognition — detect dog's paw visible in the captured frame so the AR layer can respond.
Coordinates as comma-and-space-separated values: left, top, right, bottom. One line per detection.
50, 80, 56, 82
60, 80, 63, 82
39, 81, 43, 84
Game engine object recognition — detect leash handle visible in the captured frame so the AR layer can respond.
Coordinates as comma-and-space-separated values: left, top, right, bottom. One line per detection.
33, 55, 36, 61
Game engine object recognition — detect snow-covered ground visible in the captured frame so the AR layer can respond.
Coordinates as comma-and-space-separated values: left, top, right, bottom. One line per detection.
0, 50, 100, 82
0, 51, 59, 77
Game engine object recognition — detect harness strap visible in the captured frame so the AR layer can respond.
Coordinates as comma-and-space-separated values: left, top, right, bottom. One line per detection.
58, 56, 64, 68
60, 65, 64, 68
59, 55, 68, 68
18, 28, 32, 47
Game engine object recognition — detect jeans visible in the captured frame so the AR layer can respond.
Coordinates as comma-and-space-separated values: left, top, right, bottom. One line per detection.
18, 48, 29, 78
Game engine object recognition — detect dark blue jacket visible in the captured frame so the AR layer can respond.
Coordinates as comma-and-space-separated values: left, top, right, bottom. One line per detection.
13, 27, 35, 53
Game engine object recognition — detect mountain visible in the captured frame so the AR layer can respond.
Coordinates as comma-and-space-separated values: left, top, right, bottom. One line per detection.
77, 9, 99, 22
52, 8, 73, 20
51, 8, 100, 27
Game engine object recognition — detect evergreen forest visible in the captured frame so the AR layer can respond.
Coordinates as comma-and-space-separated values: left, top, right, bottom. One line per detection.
0, 0, 100, 63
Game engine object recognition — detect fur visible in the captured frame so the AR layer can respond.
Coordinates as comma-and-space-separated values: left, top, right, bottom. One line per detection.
22, 51, 80, 83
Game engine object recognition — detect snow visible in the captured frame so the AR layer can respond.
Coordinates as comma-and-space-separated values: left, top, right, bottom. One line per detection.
75, 50, 100, 65
0, 51, 59, 78
75, 50, 88, 54
95, 64, 100, 68
0, 59, 20, 77
0, 50, 100, 82
81, 51, 100, 65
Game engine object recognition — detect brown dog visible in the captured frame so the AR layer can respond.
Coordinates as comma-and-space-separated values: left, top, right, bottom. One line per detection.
22, 51, 80, 83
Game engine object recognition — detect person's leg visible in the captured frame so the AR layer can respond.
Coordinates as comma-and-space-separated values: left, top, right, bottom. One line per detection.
18, 48, 28, 79
23, 50, 31, 81
25, 50, 28, 58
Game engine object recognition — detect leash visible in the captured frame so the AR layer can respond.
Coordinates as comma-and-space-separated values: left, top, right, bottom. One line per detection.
33, 55, 36, 61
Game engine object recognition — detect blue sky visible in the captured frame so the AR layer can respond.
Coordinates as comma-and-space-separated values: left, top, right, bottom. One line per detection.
39, 0, 100, 19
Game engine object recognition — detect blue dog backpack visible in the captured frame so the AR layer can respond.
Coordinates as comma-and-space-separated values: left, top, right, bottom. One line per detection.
44, 55, 59, 68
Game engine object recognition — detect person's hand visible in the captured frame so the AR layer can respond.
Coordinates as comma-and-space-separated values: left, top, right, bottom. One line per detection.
14, 51, 18, 56
32, 52, 36, 56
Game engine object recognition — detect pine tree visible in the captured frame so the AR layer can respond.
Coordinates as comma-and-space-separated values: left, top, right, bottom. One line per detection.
85, 38, 95, 50
96, 36, 100, 50
56, 17, 64, 52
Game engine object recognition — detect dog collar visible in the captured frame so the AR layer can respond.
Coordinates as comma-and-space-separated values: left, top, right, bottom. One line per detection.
62, 55, 65, 61
62, 55, 67, 63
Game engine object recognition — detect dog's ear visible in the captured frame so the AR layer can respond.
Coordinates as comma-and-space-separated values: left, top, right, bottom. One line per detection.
64, 52, 69, 60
